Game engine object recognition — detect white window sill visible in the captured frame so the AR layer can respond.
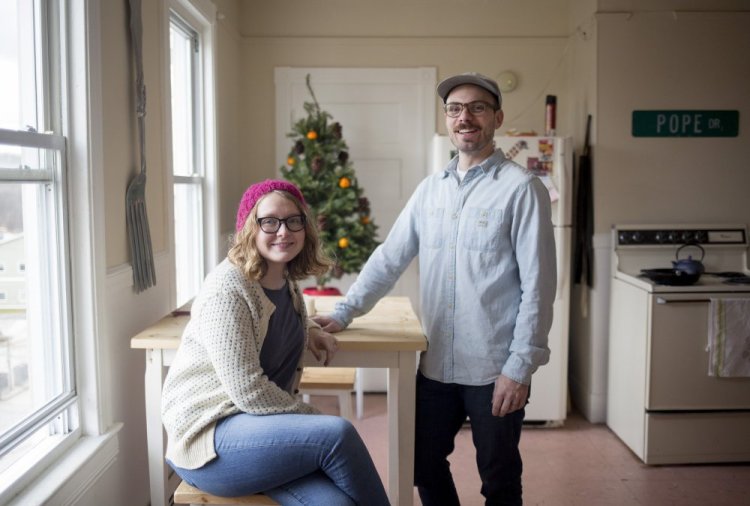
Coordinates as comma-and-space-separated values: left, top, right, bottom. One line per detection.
3, 423, 122, 506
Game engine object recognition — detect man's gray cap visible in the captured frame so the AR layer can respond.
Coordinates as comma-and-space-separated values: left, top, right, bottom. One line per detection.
436, 72, 502, 108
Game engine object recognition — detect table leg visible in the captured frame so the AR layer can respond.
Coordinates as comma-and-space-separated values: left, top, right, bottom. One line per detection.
355, 367, 364, 419
145, 349, 169, 506
387, 352, 417, 506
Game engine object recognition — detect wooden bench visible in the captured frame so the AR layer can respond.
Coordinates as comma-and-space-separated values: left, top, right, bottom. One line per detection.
174, 481, 278, 505
299, 367, 356, 420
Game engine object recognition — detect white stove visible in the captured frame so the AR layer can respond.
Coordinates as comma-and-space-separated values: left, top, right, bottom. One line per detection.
607, 224, 750, 465
612, 224, 750, 294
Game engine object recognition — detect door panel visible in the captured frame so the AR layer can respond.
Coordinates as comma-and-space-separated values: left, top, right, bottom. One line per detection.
649, 295, 750, 409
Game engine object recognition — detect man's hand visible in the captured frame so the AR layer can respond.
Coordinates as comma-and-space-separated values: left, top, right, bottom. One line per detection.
308, 328, 339, 366
491, 374, 529, 417
311, 315, 344, 333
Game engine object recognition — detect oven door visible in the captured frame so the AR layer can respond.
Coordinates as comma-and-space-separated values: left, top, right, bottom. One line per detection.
647, 292, 750, 411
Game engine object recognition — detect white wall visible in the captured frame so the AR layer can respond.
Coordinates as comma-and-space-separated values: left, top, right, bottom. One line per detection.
596, 10, 750, 230
570, 4, 750, 422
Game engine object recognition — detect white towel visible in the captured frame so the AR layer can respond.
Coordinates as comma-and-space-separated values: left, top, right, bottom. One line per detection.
708, 298, 750, 377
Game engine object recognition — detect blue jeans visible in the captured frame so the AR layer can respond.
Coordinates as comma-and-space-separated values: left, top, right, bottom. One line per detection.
414, 372, 525, 506
170, 413, 390, 506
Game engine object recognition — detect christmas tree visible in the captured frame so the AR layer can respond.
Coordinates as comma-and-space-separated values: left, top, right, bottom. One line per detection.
281, 75, 380, 290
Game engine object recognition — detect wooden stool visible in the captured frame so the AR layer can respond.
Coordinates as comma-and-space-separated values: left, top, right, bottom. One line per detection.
174, 481, 278, 505
299, 367, 356, 420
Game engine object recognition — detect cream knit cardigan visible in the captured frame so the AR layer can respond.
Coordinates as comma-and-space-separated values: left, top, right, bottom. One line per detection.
162, 258, 319, 470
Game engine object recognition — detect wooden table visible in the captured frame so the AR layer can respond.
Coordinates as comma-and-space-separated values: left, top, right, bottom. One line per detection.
131, 296, 426, 506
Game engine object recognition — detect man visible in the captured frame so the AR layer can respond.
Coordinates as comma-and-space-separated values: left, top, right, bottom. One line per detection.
313, 72, 556, 505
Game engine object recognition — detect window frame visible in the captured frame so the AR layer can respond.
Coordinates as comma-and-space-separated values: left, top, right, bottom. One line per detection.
164, 0, 218, 309
0, 0, 115, 501
0, 129, 76, 461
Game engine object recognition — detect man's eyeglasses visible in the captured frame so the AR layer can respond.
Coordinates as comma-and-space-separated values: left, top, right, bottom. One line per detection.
443, 101, 498, 118
257, 215, 306, 233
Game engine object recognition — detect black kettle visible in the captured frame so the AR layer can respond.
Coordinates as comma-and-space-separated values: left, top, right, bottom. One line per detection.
672, 243, 705, 276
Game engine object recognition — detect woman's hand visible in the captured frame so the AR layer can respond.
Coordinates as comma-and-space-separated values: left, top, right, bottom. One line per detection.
308, 327, 339, 366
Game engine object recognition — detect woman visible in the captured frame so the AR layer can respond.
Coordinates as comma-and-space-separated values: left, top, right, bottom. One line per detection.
162, 179, 390, 505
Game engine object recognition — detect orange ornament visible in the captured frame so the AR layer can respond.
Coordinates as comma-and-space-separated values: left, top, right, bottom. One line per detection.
338, 237, 349, 249
338, 177, 351, 189
360, 216, 370, 224
287, 157, 295, 166
306, 130, 318, 140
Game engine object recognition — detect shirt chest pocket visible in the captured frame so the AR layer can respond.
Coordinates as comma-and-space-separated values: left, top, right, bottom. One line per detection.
461, 207, 506, 251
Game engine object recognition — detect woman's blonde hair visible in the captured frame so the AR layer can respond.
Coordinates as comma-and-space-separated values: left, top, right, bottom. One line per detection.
228, 190, 332, 281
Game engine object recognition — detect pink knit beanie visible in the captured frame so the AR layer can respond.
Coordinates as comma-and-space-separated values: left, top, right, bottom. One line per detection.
235, 179, 306, 232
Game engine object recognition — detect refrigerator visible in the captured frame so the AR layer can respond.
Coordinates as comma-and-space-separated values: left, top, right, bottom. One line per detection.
431, 134, 572, 425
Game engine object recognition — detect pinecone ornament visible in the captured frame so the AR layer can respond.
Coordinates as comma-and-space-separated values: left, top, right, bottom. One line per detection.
332, 122, 342, 140
311, 156, 324, 174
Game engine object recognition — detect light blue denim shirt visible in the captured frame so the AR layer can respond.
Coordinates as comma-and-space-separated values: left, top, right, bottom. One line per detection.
331, 149, 556, 386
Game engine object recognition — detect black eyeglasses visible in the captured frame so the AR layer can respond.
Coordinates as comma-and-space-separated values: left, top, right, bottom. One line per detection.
256, 215, 306, 233
443, 100, 498, 118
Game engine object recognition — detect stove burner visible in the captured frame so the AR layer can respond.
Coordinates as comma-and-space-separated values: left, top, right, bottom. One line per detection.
710, 271, 748, 278
724, 276, 750, 285
640, 268, 700, 286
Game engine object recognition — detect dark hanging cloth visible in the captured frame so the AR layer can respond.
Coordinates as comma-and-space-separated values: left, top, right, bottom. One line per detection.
573, 114, 594, 288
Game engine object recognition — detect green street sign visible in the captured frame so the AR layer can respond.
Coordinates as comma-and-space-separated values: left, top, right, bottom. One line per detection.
632, 110, 739, 137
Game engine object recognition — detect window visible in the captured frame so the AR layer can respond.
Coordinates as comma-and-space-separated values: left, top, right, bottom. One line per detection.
0, 0, 99, 499
168, 0, 217, 309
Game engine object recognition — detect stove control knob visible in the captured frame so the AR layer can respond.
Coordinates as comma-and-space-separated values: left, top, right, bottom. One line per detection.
631, 231, 644, 243
654, 231, 668, 243
618, 232, 629, 244
694, 231, 707, 243
668, 231, 679, 243
681, 231, 694, 243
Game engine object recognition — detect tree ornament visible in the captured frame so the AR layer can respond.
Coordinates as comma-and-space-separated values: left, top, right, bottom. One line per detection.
338, 177, 351, 189
338, 237, 350, 248
287, 156, 295, 166
332, 122, 343, 139
306, 130, 318, 140
311, 156, 324, 174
